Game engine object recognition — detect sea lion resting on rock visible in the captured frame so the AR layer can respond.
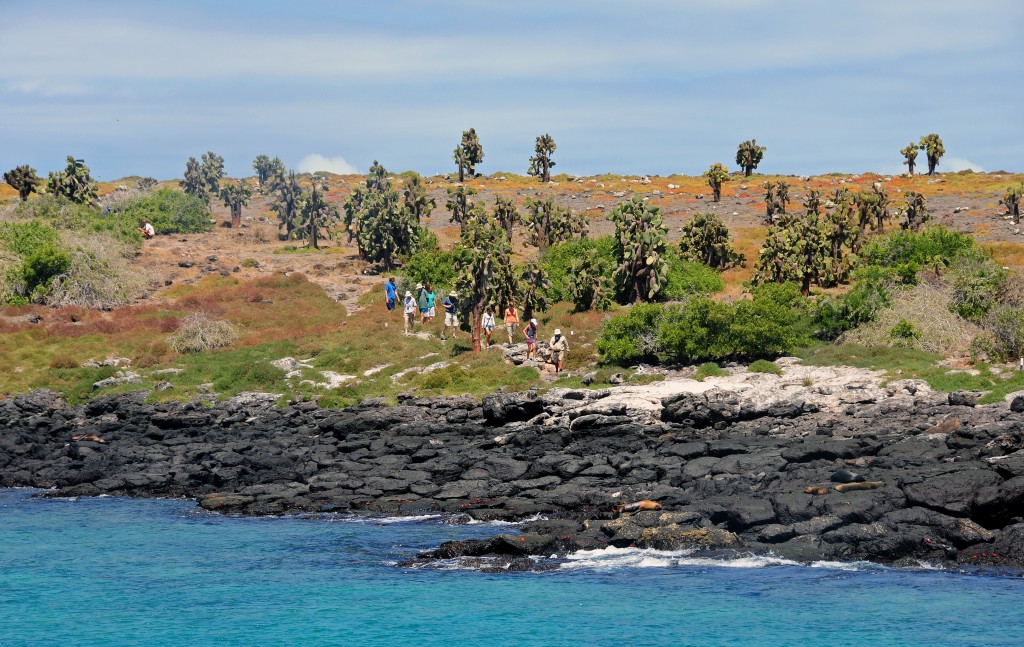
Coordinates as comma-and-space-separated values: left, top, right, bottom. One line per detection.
834, 481, 884, 493
830, 468, 866, 484
614, 500, 663, 514
70, 433, 106, 444
803, 486, 829, 496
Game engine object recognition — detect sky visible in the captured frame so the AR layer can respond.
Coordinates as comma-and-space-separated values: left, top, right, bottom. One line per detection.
2, 0, 1022, 181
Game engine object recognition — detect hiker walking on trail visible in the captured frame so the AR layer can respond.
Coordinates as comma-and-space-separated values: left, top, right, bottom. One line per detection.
417, 283, 430, 324
525, 318, 538, 360
481, 307, 496, 348
504, 302, 520, 345
549, 328, 568, 372
385, 277, 398, 312
403, 290, 417, 334
441, 291, 458, 341
426, 283, 436, 321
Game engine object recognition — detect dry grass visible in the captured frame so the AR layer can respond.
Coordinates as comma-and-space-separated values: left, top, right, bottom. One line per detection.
47, 233, 148, 309
168, 312, 239, 354
840, 282, 981, 354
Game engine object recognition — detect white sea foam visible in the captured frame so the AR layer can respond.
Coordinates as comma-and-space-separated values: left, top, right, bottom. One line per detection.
559, 546, 804, 571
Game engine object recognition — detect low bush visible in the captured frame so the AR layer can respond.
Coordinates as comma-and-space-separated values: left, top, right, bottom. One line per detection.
46, 234, 148, 309
859, 226, 974, 269
598, 283, 811, 366
982, 305, 1024, 361
812, 265, 895, 340
748, 359, 782, 375
6, 195, 139, 243
888, 319, 922, 348
662, 249, 724, 299
400, 247, 460, 295
947, 250, 1006, 322
107, 189, 212, 235
540, 237, 616, 303
168, 312, 239, 354
694, 362, 727, 381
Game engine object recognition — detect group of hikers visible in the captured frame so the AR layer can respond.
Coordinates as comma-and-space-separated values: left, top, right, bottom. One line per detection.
383, 277, 569, 371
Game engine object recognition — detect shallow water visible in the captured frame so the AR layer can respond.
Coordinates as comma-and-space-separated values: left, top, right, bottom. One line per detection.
1, 488, 1022, 646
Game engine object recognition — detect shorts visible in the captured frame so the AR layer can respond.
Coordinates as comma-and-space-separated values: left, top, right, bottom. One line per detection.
526, 338, 536, 346
505, 323, 518, 335
445, 312, 458, 327
551, 350, 563, 363
428, 306, 436, 318
419, 307, 428, 314
484, 325, 494, 333
405, 312, 416, 325
386, 298, 396, 311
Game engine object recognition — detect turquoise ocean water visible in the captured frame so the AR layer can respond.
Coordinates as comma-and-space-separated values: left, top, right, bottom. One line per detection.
1, 488, 1022, 646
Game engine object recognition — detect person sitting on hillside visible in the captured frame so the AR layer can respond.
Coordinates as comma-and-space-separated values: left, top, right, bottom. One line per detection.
481, 307, 496, 347
139, 220, 155, 239
441, 291, 458, 341
403, 290, 417, 335
525, 318, 538, 360
385, 277, 398, 312
549, 328, 569, 373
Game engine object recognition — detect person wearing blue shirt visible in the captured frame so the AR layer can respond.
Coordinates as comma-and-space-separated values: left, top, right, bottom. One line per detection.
385, 277, 398, 311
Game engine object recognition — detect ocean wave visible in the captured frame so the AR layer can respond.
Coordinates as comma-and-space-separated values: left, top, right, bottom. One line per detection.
559, 546, 802, 571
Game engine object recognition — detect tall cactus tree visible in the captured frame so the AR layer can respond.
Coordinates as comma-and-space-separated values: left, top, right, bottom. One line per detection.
677, 212, 746, 270
445, 184, 479, 228
301, 179, 339, 250
518, 261, 551, 321
609, 196, 669, 303
522, 197, 587, 252
454, 209, 516, 352
900, 142, 919, 176
900, 191, 930, 231
704, 162, 730, 202
763, 180, 789, 225
453, 128, 484, 182
493, 196, 520, 239
344, 161, 421, 268
3, 165, 41, 201
271, 170, 303, 240
402, 172, 436, 225
919, 134, 945, 176
201, 151, 225, 197
181, 157, 206, 201
46, 156, 98, 205
220, 179, 254, 228
252, 155, 285, 190
1002, 184, 1023, 225
735, 139, 766, 177
853, 183, 891, 234
527, 134, 557, 183
567, 248, 613, 312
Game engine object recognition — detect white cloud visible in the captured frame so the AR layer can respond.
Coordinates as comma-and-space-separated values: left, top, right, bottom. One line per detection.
296, 154, 359, 175
941, 157, 985, 173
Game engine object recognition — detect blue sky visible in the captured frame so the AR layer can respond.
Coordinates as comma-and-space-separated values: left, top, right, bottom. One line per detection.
2, 0, 1021, 181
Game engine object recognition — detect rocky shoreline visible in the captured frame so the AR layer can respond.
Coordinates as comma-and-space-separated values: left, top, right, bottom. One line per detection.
3, 361, 1024, 572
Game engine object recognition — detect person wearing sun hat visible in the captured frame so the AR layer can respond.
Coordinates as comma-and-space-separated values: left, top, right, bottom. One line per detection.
549, 327, 568, 372
403, 290, 417, 334
441, 290, 459, 340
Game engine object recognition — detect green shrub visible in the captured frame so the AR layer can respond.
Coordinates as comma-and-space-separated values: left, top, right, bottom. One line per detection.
860, 226, 974, 268
596, 302, 663, 364
240, 258, 259, 268
813, 265, 894, 340
599, 284, 810, 366
109, 189, 212, 235
0, 219, 62, 256
400, 248, 460, 295
662, 249, 724, 299
541, 236, 616, 303
729, 283, 810, 357
748, 359, 782, 375
948, 250, 1006, 322
888, 319, 921, 347
10, 195, 138, 243
694, 362, 727, 381
657, 297, 733, 362
20, 244, 71, 301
